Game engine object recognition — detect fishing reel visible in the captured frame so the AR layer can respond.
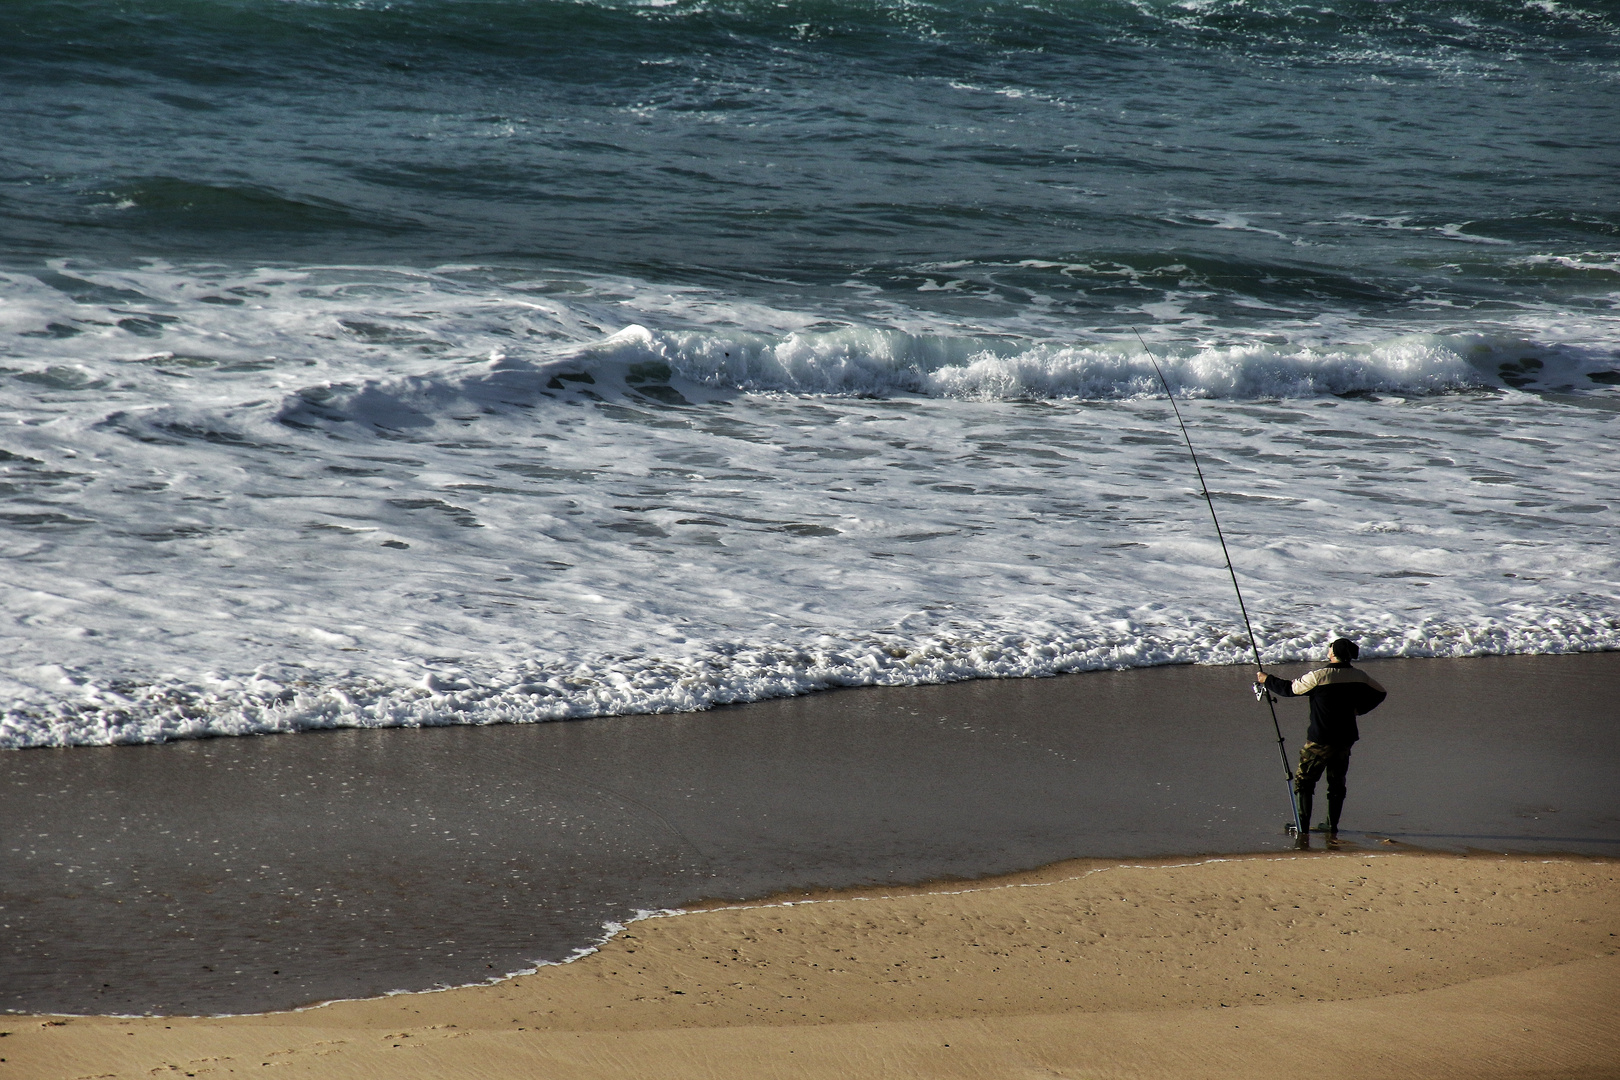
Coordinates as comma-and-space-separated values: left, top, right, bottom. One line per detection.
1252, 668, 1277, 702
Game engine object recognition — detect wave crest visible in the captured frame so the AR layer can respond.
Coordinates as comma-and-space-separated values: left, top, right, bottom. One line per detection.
587, 324, 1548, 401
264, 325, 1605, 437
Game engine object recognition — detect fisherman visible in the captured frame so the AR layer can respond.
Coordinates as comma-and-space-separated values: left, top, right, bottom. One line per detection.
1255, 638, 1386, 841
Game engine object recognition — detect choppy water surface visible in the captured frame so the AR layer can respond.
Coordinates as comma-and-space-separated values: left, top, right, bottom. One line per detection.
1, 0, 1617, 746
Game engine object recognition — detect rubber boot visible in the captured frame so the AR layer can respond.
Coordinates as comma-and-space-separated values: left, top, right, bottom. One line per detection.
1297, 789, 1313, 839
1327, 794, 1345, 837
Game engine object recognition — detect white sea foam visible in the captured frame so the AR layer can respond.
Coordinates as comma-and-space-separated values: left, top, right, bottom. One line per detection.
597, 324, 1540, 400
2, 262, 1617, 747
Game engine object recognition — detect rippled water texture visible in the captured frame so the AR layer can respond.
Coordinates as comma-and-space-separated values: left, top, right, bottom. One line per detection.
1, 0, 1616, 744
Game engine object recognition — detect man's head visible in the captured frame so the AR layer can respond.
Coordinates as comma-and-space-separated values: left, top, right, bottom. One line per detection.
1328, 637, 1359, 663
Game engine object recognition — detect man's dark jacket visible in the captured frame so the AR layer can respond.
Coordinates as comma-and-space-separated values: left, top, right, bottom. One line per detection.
1260, 662, 1387, 747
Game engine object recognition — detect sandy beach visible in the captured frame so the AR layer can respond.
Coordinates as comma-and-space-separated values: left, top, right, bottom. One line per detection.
6, 652, 1618, 1017
4, 652, 1619, 1078
8, 849, 1618, 1079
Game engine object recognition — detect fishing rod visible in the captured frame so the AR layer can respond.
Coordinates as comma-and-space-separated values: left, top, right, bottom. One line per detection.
1130, 327, 1304, 839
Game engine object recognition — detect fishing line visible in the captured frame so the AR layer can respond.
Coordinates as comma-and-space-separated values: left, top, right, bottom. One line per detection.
1130, 327, 1304, 837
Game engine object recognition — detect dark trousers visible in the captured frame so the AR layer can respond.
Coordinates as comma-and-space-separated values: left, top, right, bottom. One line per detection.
1295, 741, 1352, 833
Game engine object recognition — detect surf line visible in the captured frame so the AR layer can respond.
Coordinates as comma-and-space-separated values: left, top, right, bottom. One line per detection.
1129, 328, 1304, 838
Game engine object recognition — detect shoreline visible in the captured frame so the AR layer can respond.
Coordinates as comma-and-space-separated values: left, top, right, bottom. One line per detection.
8, 645, 1619, 754
20, 844, 1580, 1023
3, 652, 1617, 1020
10, 849, 1618, 1079
16, 842, 1620, 1024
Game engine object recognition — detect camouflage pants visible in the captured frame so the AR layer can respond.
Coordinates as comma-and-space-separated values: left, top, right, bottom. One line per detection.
1295, 741, 1352, 801
1295, 742, 1352, 830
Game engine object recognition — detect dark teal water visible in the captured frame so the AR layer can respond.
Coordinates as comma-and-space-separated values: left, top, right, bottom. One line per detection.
5, 0, 1618, 328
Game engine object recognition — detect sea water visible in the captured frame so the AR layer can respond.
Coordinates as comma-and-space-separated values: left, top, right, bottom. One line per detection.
2, 0, 1617, 747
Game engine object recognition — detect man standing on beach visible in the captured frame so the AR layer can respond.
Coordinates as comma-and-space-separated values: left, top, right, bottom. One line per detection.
1255, 638, 1387, 841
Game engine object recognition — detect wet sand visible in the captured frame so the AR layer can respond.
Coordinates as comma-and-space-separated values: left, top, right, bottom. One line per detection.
2, 652, 1618, 1018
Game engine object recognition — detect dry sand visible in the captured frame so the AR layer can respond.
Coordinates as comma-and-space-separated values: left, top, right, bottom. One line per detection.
9, 850, 1618, 1080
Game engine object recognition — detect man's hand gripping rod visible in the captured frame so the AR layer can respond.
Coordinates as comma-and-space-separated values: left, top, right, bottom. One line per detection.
1130, 328, 1304, 837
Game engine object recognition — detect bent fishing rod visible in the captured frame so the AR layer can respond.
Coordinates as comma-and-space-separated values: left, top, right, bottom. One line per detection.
1130, 328, 1304, 838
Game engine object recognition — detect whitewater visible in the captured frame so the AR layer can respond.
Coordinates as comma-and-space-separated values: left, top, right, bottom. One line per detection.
4, 0, 1620, 747
1, 260, 1616, 747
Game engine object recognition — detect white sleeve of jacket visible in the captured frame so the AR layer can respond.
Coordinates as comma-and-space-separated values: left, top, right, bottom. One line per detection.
1291, 668, 1325, 695
1292, 667, 1383, 695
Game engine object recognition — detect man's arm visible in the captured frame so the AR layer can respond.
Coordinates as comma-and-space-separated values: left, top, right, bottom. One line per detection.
1355, 678, 1388, 715
1257, 671, 1299, 697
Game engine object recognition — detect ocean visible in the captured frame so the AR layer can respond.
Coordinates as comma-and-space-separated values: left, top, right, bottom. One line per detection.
3, 0, 1618, 748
